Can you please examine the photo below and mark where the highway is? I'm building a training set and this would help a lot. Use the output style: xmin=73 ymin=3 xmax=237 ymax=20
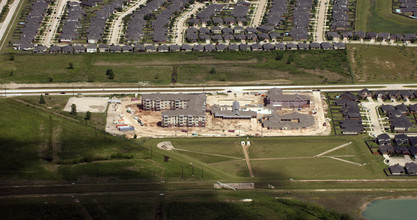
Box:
xmin=1 ymin=83 xmax=416 ymax=97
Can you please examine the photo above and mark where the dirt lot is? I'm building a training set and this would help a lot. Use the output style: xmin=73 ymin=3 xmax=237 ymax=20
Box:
xmin=105 ymin=92 xmax=331 ymax=138
xmin=63 ymin=97 xmax=109 ymax=113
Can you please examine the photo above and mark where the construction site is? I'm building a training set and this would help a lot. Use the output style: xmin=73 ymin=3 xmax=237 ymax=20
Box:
xmin=105 ymin=89 xmax=331 ymax=138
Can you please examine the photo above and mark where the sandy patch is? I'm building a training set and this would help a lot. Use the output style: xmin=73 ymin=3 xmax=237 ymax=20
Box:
xmin=63 ymin=97 xmax=109 ymax=113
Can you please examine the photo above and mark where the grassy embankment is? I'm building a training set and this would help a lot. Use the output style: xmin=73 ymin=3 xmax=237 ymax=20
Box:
xmin=0 ymin=50 xmax=351 ymax=85
xmin=355 ymin=0 xmax=417 ymax=33
xmin=348 ymin=44 xmax=417 ymax=83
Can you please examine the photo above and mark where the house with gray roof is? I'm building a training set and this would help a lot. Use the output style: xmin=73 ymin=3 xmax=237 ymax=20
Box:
xmin=86 ymin=44 xmax=97 ymax=53
xmin=263 ymin=112 xmax=314 ymax=130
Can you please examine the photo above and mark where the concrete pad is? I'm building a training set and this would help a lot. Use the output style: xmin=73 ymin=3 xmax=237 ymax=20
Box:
xmin=63 ymin=97 xmax=109 ymax=113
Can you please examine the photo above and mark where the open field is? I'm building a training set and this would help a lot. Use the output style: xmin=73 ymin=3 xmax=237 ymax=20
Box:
xmin=355 ymin=0 xmax=417 ymax=33
xmin=0 ymin=98 xmax=223 ymax=182
xmin=0 ymin=51 xmax=351 ymax=84
xmin=0 ymin=190 xmax=354 ymax=220
xmin=144 ymin=134 xmax=388 ymax=181
xmin=348 ymin=45 xmax=417 ymax=83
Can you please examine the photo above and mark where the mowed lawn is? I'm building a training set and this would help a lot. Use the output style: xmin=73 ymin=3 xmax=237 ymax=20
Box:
xmin=247 ymin=137 xmax=351 ymax=158
xmin=348 ymin=45 xmax=417 ymax=83
xmin=157 ymin=136 xmax=386 ymax=180
xmin=355 ymin=0 xmax=417 ymax=33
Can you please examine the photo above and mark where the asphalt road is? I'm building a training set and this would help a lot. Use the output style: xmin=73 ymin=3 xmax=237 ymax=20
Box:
xmin=1 ymin=83 xmax=417 ymax=97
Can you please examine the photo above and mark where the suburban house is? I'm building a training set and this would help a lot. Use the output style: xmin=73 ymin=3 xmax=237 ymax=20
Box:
xmin=376 ymin=133 xmax=391 ymax=145
xmin=389 ymin=164 xmax=405 ymax=175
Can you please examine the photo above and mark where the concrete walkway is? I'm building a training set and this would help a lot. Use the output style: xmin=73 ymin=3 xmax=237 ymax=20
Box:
xmin=315 ymin=142 xmax=352 ymax=157
xmin=326 ymin=156 xmax=364 ymax=166
xmin=174 ymin=148 xmax=243 ymax=160
xmin=241 ymin=143 xmax=254 ymax=177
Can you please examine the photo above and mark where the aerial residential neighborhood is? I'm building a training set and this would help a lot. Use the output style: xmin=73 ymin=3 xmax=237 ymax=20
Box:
xmin=1 ymin=0 xmax=417 ymax=219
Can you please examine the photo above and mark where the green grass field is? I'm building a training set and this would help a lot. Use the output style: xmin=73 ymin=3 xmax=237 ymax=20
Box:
xmin=0 ymin=98 xmax=223 ymax=182
xmin=146 ymin=135 xmax=387 ymax=181
xmin=0 ymin=50 xmax=351 ymax=85
xmin=355 ymin=0 xmax=417 ymax=33
xmin=348 ymin=45 xmax=417 ymax=83
xmin=0 ymin=192 xmax=353 ymax=220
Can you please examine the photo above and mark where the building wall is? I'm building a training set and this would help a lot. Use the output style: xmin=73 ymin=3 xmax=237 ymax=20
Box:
xmin=162 ymin=115 xmax=205 ymax=127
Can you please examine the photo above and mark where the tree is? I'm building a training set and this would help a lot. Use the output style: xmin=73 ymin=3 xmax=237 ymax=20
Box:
xmin=106 ymin=69 xmax=114 ymax=80
xmin=39 ymin=94 xmax=46 ymax=104
xmin=275 ymin=51 xmax=283 ymax=61
xmin=67 ymin=62 xmax=74 ymax=69
xmin=134 ymin=134 xmax=137 ymax=139
xmin=48 ymin=77 xmax=53 ymax=82
xmin=209 ymin=67 xmax=216 ymax=74
xmin=85 ymin=111 xmax=91 ymax=120
xmin=71 ymin=104 xmax=77 ymax=115
xmin=9 ymin=54 xmax=14 ymax=61
xmin=287 ymin=54 xmax=294 ymax=64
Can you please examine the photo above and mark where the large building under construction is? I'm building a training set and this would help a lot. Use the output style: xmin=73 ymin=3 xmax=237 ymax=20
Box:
xmin=141 ymin=93 xmax=207 ymax=127
xmin=266 ymin=88 xmax=310 ymax=109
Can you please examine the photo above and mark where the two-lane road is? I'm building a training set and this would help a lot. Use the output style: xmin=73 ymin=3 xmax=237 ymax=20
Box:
xmin=1 ymin=83 xmax=417 ymax=97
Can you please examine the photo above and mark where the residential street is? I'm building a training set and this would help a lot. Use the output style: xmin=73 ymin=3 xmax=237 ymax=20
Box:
xmin=174 ymin=2 xmax=204 ymax=45
xmin=2 ymin=83 xmax=417 ymax=97
xmin=252 ymin=0 xmax=267 ymax=27
xmin=0 ymin=0 xmax=22 ymax=49
xmin=41 ymin=0 xmax=69 ymax=47
xmin=314 ymin=0 xmax=330 ymax=42
xmin=108 ymin=0 xmax=146 ymax=45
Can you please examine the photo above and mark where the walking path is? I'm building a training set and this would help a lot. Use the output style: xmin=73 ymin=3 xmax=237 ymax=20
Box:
xmin=174 ymin=148 xmax=243 ymax=160
xmin=241 ymin=143 xmax=254 ymax=177
xmin=327 ymin=156 xmax=364 ymax=166
xmin=41 ymin=0 xmax=70 ymax=47
xmin=315 ymin=142 xmax=352 ymax=157
xmin=108 ymin=0 xmax=146 ymax=45
xmin=174 ymin=2 xmax=203 ymax=45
